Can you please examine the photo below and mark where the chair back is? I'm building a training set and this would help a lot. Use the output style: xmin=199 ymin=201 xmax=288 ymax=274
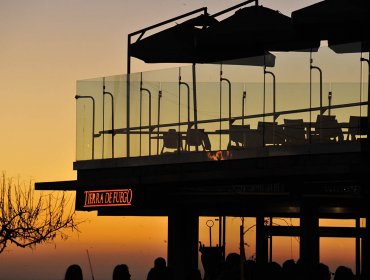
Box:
xmin=186 ymin=129 xmax=211 ymax=151
xmin=315 ymin=115 xmax=343 ymax=141
xmin=257 ymin=122 xmax=284 ymax=145
xmin=186 ymin=129 xmax=204 ymax=146
xmin=284 ymin=119 xmax=305 ymax=144
xmin=229 ymin=125 xmax=250 ymax=146
xmin=348 ymin=116 xmax=368 ymax=139
xmin=163 ymin=129 xmax=180 ymax=149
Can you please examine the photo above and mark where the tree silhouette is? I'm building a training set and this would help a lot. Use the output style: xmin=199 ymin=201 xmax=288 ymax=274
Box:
xmin=0 ymin=173 xmax=80 ymax=253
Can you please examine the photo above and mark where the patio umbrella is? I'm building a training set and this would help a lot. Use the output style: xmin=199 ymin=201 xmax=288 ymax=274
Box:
xmin=129 ymin=4 xmax=319 ymax=134
xmin=293 ymin=0 xmax=370 ymax=141
xmin=129 ymin=13 xmax=221 ymax=130
xmin=292 ymin=0 xmax=370 ymax=53
xmin=129 ymin=8 xmax=278 ymax=131
xmin=129 ymin=14 xmax=218 ymax=63
xmin=199 ymin=5 xmax=320 ymax=63
xmin=130 ymin=7 xmax=283 ymax=65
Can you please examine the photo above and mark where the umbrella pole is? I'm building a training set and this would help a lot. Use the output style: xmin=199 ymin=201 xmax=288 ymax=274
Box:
xmin=140 ymin=73 xmax=143 ymax=156
xmin=157 ymin=89 xmax=162 ymax=155
xmin=242 ymin=89 xmax=246 ymax=126
xmin=263 ymin=66 xmax=266 ymax=147
xmin=309 ymin=52 xmax=312 ymax=144
xmin=192 ymin=63 xmax=199 ymax=152
xmin=192 ymin=63 xmax=198 ymax=129
xmin=219 ymin=66 xmax=222 ymax=150
xmin=102 ymin=77 xmax=105 ymax=159
xmin=127 ymin=35 xmax=131 ymax=158
xmin=178 ymin=68 xmax=182 ymax=152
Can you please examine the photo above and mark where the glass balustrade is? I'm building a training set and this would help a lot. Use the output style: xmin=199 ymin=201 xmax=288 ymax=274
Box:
xmin=76 ymin=44 xmax=369 ymax=163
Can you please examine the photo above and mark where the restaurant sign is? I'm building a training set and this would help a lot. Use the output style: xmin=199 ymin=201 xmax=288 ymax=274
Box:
xmin=83 ymin=189 xmax=133 ymax=208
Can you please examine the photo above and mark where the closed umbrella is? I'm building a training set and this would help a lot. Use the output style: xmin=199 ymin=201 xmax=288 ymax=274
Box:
xmin=129 ymin=4 xmax=279 ymax=132
xmin=293 ymin=0 xmax=370 ymax=144
xmin=129 ymin=13 xmax=219 ymax=131
xmin=292 ymin=0 xmax=370 ymax=53
xmin=130 ymin=14 xmax=218 ymax=63
xmin=128 ymin=2 xmax=320 ymax=145
xmin=200 ymin=5 xmax=319 ymax=64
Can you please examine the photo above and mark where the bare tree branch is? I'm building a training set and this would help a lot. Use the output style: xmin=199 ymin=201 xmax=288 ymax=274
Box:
xmin=0 ymin=173 xmax=81 ymax=253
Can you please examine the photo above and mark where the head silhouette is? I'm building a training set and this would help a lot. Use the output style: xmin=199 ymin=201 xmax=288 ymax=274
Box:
xmin=334 ymin=266 xmax=354 ymax=280
xmin=65 ymin=264 xmax=83 ymax=280
xmin=154 ymin=257 xmax=166 ymax=268
xmin=113 ymin=264 xmax=131 ymax=280
xmin=317 ymin=263 xmax=331 ymax=280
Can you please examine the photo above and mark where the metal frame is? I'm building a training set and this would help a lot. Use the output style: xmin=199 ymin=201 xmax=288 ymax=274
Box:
xmin=264 ymin=67 xmax=276 ymax=145
xmin=140 ymin=73 xmax=152 ymax=156
xmin=110 ymin=101 xmax=367 ymax=134
xmin=103 ymin=78 xmax=115 ymax=159
xmin=127 ymin=7 xmax=209 ymax=157
xmin=75 ymin=95 xmax=96 ymax=160
xmin=126 ymin=0 xmax=261 ymax=157
xmin=360 ymin=56 xmax=370 ymax=140
xmin=220 ymin=66 xmax=232 ymax=148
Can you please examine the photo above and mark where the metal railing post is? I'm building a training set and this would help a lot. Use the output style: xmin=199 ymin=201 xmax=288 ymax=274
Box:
xmin=75 ymin=95 xmax=96 ymax=160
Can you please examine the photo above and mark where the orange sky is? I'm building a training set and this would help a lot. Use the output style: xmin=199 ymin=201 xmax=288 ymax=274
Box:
xmin=1 ymin=0 xmax=360 ymax=279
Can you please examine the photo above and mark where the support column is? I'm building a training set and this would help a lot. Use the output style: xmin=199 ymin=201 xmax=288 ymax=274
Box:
xmin=300 ymin=202 xmax=319 ymax=280
xmin=168 ymin=210 xmax=199 ymax=280
xmin=356 ymin=218 xmax=361 ymax=277
xmin=362 ymin=213 xmax=370 ymax=279
xmin=256 ymin=215 xmax=268 ymax=265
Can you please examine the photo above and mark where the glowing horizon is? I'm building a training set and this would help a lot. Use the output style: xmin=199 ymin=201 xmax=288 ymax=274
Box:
xmin=0 ymin=0 xmax=362 ymax=279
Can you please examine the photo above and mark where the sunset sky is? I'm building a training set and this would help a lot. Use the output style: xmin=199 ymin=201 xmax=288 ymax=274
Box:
xmin=0 ymin=0 xmax=359 ymax=279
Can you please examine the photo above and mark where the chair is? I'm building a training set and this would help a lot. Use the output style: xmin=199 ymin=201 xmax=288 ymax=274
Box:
xmin=257 ymin=122 xmax=284 ymax=145
xmin=347 ymin=116 xmax=368 ymax=141
xmin=161 ymin=129 xmax=182 ymax=154
xmin=245 ymin=129 xmax=263 ymax=148
xmin=283 ymin=119 xmax=306 ymax=145
xmin=185 ymin=128 xmax=211 ymax=151
xmin=313 ymin=115 xmax=343 ymax=142
xmin=229 ymin=125 xmax=250 ymax=147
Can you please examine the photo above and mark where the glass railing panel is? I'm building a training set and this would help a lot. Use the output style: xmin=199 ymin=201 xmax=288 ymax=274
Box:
xmin=75 ymin=43 xmax=368 ymax=162
xmin=103 ymin=74 xmax=127 ymax=159
xmin=76 ymin=77 xmax=103 ymax=161
xmin=133 ymin=67 xmax=181 ymax=157
xmin=129 ymin=72 xmax=141 ymax=158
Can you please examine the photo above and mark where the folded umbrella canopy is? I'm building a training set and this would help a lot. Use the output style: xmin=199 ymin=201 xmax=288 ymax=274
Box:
xmin=129 ymin=14 xmax=219 ymax=64
xmin=199 ymin=5 xmax=319 ymax=63
xmin=129 ymin=6 xmax=279 ymax=66
xmin=130 ymin=5 xmax=321 ymax=66
xmin=128 ymin=2 xmax=321 ymax=149
xmin=292 ymin=0 xmax=370 ymax=53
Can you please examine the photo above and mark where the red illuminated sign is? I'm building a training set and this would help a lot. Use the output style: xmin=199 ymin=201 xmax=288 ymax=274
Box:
xmin=83 ymin=189 xmax=133 ymax=208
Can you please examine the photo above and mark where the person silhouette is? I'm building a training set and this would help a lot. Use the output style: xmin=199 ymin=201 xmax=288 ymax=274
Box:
xmin=185 ymin=268 xmax=202 ymax=280
xmin=217 ymin=253 xmax=241 ymax=280
xmin=65 ymin=264 xmax=83 ymax=280
xmin=334 ymin=266 xmax=354 ymax=280
xmin=282 ymin=259 xmax=297 ymax=280
xmin=113 ymin=264 xmax=131 ymax=280
xmin=147 ymin=257 xmax=171 ymax=280
xmin=317 ymin=263 xmax=331 ymax=280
